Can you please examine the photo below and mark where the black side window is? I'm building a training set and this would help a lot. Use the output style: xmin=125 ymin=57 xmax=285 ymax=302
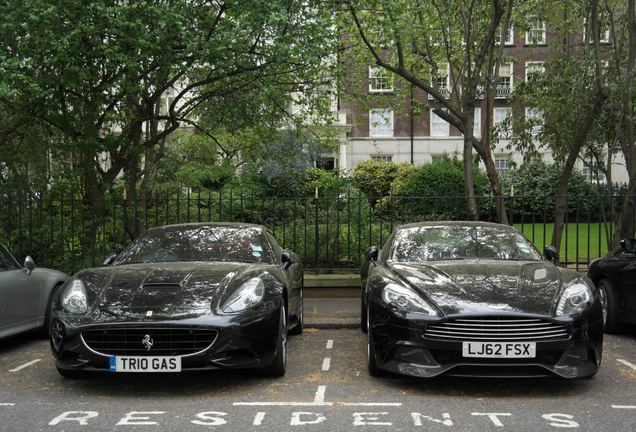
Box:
xmin=0 ymin=249 xmax=18 ymax=271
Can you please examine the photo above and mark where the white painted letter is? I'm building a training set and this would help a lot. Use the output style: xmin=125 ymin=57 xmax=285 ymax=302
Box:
xmin=471 ymin=413 xmax=511 ymax=427
xmin=191 ymin=412 xmax=228 ymax=426
xmin=353 ymin=412 xmax=391 ymax=426
xmin=49 ymin=411 xmax=99 ymax=425
xmin=291 ymin=412 xmax=326 ymax=425
xmin=116 ymin=411 xmax=165 ymax=425
xmin=542 ymin=413 xmax=580 ymax=428
xmin=411 ymin=412 xmax=453 ymax=426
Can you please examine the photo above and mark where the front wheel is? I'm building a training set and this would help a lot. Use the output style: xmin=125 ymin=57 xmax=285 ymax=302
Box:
xmin=40 ymin=283 xmax=62 ymax=338
xmin=289 ymin=288 xmax=304 ymax=335
xmin=361 ymin=287 xmax=368 ymax=333
xmin=366 ymin=304 xmax=384 ymax=377
xmin=262 ymin=305 xmax=287 ymax=377
xmin=598 ymin=279 xmax=623 ymax=334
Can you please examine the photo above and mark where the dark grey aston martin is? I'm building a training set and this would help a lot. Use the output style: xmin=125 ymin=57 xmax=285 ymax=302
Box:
xmin=361 ymin=221 xmax=603 ymax=379
xmin=50 ymin=222 xmax=303 ymax=378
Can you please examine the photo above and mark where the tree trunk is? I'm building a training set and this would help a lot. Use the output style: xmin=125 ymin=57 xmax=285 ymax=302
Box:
xmin=611 ymin=0 xmax=636 ymax=247
xmin=463 ymin=137 xmax=479 ymax=220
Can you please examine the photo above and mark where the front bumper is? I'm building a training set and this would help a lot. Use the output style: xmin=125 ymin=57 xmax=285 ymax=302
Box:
xmin=368 ymin=303 xmax=604 ymax=379
xmin=50 ymin=306 xmax=282 ymax=373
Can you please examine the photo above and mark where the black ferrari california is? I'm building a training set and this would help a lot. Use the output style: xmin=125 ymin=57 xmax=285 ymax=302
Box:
xmin=587 ymin=238 xmax=636 ymax=334
xmin=361 ymin=221 xmax=603 ymax=379
xmin=50 ymin=222 xmax=303 ymax=378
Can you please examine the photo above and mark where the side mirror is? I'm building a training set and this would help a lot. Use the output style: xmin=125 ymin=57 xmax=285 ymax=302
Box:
xmin=23 ymin=256 xmax=35 ymax=275
xmin=281 ymin=251 xmax=294 ymax=270
xmin=544 ymin=245 xmax=558 ymax=263
xmin=103 ymin=253 xmax=117 ymax=266
xmin=620 ymin=238 xmax=636 ymax=254
xmin=365 ymin=246 xmax=379 ymax=267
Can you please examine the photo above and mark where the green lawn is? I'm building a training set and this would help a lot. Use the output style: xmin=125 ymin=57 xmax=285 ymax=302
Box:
xmin=515 ymin=223 xmax=614 ymax=265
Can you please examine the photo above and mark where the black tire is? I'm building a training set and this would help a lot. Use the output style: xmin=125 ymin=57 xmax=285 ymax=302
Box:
xmin=367 ymin=304 xmax=384 ymax=377
xmin=361 ymin=286 xmax=368 ymax=333
xmin=598 ymin=279 xmax=624 ymax=334
xmin=289 ymin=287 xmax=304 ymax=335
xmin=262 ymin=305 xmax=287 ymax=377
xmin=40 ymin=283 xmax=62 ymax=338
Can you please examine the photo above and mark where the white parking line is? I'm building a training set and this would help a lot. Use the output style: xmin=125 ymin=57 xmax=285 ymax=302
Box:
xmin=0 ymin=403 xmax=16 ymax=406
xmin=326 ymin=340 xmax=333 ymax=349
xmin=9 ymin=359 xmax=41 ymax=372
xmin=314 ymin=386 xmax=326 ymax=403
xmin=613 ymin=406 xmax=636 ymax=409
xmin=322 ymin=358 xmax=331 ymax=371
xmin=233 ymin=386 xmax=402 ymax=407
xmin=253 ymin=412 xmax=266 ymax=425
xmin=617 ymin=359 xmax=636 ymax=371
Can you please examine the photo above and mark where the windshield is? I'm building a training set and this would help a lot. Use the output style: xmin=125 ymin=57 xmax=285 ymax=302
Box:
xmin=389 ymin=225 xmax=541 ymax=262
xmin=114 ymin=226 xmax=275 ymax=265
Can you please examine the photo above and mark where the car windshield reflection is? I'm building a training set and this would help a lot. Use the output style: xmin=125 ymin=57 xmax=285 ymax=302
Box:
xmin=114 ymin=226 xmax=275 ymax=265
xmin=390 ymin=225 xmax=541 ymax=262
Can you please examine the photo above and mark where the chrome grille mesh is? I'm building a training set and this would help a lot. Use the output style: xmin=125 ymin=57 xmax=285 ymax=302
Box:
xmin=82 ymin=328 xmax=217 ymax=356
xmin=425 ymin=318 xmax=568 ymax=341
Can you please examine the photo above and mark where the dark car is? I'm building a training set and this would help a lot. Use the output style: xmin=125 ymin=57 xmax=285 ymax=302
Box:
xmin=0 ymin=242 xmax=68 ymax=340
xmin=587 ymin=238 xmax=636 ymax=334
xmin=50 ymin=222 xmax=303 ymax=378
xmin=361 ymin=221 xmax=603 ymax=379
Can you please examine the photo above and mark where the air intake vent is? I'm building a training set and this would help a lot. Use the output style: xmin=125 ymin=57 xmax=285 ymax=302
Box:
xmin=82 ymin=327 xmax=217 ymax=356
xmin=425 ymin=317 xmax=568 ymax=341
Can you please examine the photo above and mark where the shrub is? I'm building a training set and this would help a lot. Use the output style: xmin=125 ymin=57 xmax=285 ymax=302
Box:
xmin=376 ymin=155 xmax=488 ymax=220
xmin=352 ymin=160 xmax=417 ymax=201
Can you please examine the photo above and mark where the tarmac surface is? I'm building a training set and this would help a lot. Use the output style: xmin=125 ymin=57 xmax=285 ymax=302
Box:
xmin=304 ymin=297 xmax=360 ymax=329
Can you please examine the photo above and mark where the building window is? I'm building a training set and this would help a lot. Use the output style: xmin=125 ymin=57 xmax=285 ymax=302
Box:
xmin=429 ymin=63 xmax=450 ymax=99
xmin=431 ymin=111 xmax=449 ymax=136
xmin=316 ymin=158 xmax=335 ymax=170
xmin=496 ymin=27 xmax=514 ymax=45
xmin=525 ymin=107 xmax=543 ymax=135
xmin=495 ymin=155 xmax=510 ymax=176
xmin=494 ymin=108 xmax=512 ymax=136
xmin=369 ymin=67 xmax=393 ymax=93
xmin=369 ymin=109 xmax=393 ymax=137
xmin=583 ymin=18 xmax=610 ymax=43
xmin=582 ymin=161 xmax=606 ymax=183
xmin=431 ymin=155 xmax=446 ymax=162
xmin=371 ymin=155 xmax=392 ymax=163
xmin=474 ymin=108 xmax=481 ymax=137
xmin=497 ymin=63 xmax=513 ymax=99
xmin=525 ymin=62 xmax=545 ymax=81
xmin=526 ymin=19 xmax=546 ymax=45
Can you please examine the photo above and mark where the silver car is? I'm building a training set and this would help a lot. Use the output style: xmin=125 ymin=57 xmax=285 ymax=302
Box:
xmin=0 ymin=242 xmax=68 ymax=340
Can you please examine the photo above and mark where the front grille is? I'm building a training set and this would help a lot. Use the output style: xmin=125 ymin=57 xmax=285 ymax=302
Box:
xmin=425 ymin=317 xmax=568 ymax=341
xmin=81 ymin=328 xmax=218 ymax=356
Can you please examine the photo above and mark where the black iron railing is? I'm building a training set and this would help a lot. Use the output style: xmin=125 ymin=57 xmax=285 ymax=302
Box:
xmin=1 ymin=186 xmax=633 ymax=274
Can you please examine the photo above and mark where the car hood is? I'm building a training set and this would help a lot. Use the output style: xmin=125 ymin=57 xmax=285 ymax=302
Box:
xmin=390 ymin=260 xmax=564 ymax=316
xmin=74 ymin=261 xmax=280 ymax=320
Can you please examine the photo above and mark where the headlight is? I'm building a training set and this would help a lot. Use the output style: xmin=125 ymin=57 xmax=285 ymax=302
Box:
xmin=222 ymin=278 xmax=265 ymax=313
xmin=61 ymin=279 xmax=88 ymax=314
xmin=382 ymin=283 xmax=440 ymax=317
xmin=556 ymin=282 xmax=593 ymax=316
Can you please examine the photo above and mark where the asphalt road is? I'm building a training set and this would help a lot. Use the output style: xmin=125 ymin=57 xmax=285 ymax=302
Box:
xmin=1 ymin=329 xmax=636 ymax=431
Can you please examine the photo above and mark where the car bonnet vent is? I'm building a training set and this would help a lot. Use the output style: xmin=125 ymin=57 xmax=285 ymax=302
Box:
xmin=142 ymin=283 xmax=182 ymax=290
